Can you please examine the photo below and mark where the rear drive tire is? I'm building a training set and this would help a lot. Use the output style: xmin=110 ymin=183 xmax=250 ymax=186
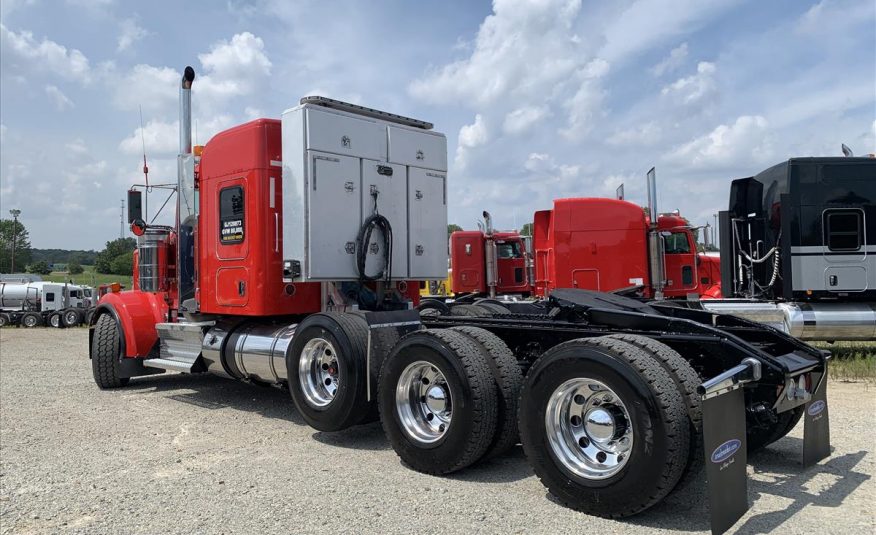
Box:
xmin=0 ymin=313 xmax=11 ymax=327
xmin=63 ymin=309 xmax=81 ymax=327
xmin=21 ymin=312 xmax=42 ymax=328
xmin=450 ymin=326 xmax=523 ymax=459
xmin=91 ymin=313 xmax=130 ymax=389
xmin=519 ymin=337 xmax=690 ymax=518
xmin=84 ymin=309 xmax=95 ymax=325
xmin=603 ymin=333 xmax=703 ymax=487
xmin=287 ymin=312 xmax=371 ymax=432
xmin=450 ymin=304 xmax=490 ymax=317
xmin=417 ymin=298 xmax=451 ymax=317
xmin=379 ymin=329 xmax=498 ymax=475
xmin=49 ymin=313 xmax=64 ymax=328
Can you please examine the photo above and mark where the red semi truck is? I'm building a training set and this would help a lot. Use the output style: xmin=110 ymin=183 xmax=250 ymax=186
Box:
xmin=450 ymin=195 xmax=721 ymax=300
xmin=90 ymin=66 xmax=832 ymax=535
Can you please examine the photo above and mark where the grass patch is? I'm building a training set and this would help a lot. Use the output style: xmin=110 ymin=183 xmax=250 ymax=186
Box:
xmin=43 ymin=265 xmax=132 ymax=288
xmin=811 ymin=341 xmax=876 ymax=382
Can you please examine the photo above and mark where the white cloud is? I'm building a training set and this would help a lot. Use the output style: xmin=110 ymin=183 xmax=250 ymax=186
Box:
xmin=117 ymin=18 xmax=148 ymax=51
xmin=244 ymin=106 xmax=263 ymax=120
xmin=119 ymin=115 xmax=236 ymax=157
xmin=119 ymin=120 xmax=179 ymax=156
xmin=409 ymin=0 xmax=585 ymax=106
xmin=661 ymin=61 xmax=717 ymax=106
xmin=0 ymin=23 xmax=91 ymax=82
xmin=600 ymin=0 xmax=741 ymax=62
xmin=666 ymin=115 xmax=773 ymax=170
xmin=112 ymin=64 xmax=178 ymax=112
xmin=606 ymin=121 xmax=662 ymax=146
xmin=503 ymin=106 xmax=550 ymax=135
xmin=66 ymin=139 xmax=88 ymax=154
xmin=198 ymin=32 xmax=272 ymax=101
xmin=651 ymin=42 xmax=688 ymax=76
xmin=455 ymin=114 xmax=489 ymax=168
xmin=45 ymin=84 xmax=74 ymax=110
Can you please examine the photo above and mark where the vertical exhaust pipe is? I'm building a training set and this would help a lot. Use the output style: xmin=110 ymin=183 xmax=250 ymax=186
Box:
xmin=483 ymin=211 xmax=498 ymax=299
xmin=179 ymin=66 xmax=195 ymax=155
xmin=646 ymin=167 xmax=666 ymax=300
xmin=176 ymin=66 xmax=197 ymax=311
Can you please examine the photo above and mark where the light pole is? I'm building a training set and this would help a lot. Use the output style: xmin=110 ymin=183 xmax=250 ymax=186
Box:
xmin=8 ymin=209 xmax=21 ymax=273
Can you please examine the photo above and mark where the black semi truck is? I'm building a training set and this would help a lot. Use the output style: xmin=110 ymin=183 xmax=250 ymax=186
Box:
xmin=705 ymin=156 xmax=876 ymax=340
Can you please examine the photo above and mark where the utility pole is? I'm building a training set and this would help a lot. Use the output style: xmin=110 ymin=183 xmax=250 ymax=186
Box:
xmin=9 ymin=209 xmax=21 ymax=273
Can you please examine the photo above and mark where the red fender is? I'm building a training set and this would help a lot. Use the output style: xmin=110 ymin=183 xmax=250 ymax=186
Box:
xmin=96 ymin=291 xmax=169 ymax=357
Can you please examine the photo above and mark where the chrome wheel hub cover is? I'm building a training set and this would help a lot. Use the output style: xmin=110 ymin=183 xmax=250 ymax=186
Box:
xmin=396 ymin=361 xmax=452 ymax=444
xmin=545 ymin=378 xmax=633 ymax=480
xmin=298 ymin=337 xmax=339 ymax=408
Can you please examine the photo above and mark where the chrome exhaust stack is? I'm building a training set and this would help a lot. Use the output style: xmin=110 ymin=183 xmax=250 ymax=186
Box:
xmin=177 ymin=66 xmax=197 ymax=310
xmin=646 ymin=167 xmax=666 ymax=300
xmin=179 ymin=66 xmax=195 ymax=155
xmin=483 ymin=210 xmax=498 ymax=299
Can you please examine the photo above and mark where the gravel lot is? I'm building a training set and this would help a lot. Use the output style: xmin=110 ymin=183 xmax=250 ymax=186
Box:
xmin=1 ymin=328 xmax=874 ymax=534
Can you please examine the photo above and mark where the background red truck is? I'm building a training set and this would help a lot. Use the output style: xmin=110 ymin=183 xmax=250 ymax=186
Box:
xmin=449 ymin=197 xmax=721 ymax=300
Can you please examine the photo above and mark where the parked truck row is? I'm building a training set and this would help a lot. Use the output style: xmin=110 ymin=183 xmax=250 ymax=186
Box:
xmin=424 ymin=158 xmax=875 ymax=341
xmin=0 ymin=281 xmax=125 ymax=328
xmin=87 ymin=66 xmax=832 ymax=535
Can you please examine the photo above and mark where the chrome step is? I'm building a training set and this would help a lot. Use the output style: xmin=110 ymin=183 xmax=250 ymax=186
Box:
xmin=154 ymin=321 xmax=214 ymax=372
xmin=143 ymin=358 xmax=198 ymax=373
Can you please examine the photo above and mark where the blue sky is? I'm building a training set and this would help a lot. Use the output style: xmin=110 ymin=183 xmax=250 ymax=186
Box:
xmin=1 ymin=0 xmax=874 ymax=250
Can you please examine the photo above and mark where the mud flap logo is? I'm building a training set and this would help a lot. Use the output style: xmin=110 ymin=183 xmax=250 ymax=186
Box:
xmin=711 ymin=439 xmax=742 ymax=464
xmin=808 ymin=400 xmax=826 ymax=417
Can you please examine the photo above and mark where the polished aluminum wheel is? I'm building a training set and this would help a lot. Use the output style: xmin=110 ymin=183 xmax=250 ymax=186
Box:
xmin=298 ymin=337 xmax=339 ymax=408
xmin=545 ymin=378 xmax=633 ymax=480
xmin=396 ymin=361 xmax=452 ymax=444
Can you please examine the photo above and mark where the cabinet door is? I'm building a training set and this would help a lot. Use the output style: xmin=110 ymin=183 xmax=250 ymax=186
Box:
xmin=388 ymin=126 xmax=447 ymax=171
xmin=361 ymin=160 xmax=408 ymax=279
xmin=306 ymin=108 xmax=386 ymax=161
xmin=408 ymin=167 xmax=447 ymax=279
xmin=307 ymin=152 xmax=361 ymax=279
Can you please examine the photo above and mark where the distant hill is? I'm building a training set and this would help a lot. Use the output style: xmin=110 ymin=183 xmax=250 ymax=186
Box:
xmin=30 ymin=248 xmax=99 ymax=266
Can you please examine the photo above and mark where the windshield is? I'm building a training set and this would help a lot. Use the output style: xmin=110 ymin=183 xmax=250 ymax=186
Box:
xmin=497 ymin=241 xmax=522 ymax=259
xmin=664 ymin=232 xmax=691 ymax=254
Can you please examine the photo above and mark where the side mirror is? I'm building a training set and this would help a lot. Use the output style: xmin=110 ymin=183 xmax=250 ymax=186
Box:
xmin=127 ymin=189 xmax=143 ymax=223
xmin=131 ymin=219 xmax=147 ymax=236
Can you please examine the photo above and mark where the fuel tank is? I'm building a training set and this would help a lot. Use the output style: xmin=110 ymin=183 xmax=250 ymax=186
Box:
xmin=701 ymin=300 xmax=876 ymax=341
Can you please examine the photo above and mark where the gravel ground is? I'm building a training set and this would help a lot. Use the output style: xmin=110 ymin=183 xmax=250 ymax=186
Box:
xmin=1 ymin=328 xmax=874 ymax=535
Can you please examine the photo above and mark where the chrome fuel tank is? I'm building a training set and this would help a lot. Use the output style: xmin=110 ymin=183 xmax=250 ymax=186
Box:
xmin=702 ymin=300 xmax=876 ymax=341
xmin=202 ymin=321 xmax=297 ymax=383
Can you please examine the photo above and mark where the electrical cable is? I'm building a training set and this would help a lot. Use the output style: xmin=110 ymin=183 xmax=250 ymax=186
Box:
xmin=356 ymin=188 xmax=393 ymax=284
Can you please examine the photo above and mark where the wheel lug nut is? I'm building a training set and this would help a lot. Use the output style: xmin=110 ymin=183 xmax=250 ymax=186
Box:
xmin=603 ymin=394 xmax=613 ymax=403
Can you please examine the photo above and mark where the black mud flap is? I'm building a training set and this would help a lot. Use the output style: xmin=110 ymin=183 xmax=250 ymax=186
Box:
xmin=702 ymin=387 xmax=749 ymax=535
xmin=363 ymin=309 xmax=422 ymax=400
xmin=803 ymin=374 xmax=830 ymax=466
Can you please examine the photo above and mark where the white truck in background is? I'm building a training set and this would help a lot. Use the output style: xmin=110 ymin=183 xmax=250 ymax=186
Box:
xmin=0 ymin=281 xmax=95 ymax=328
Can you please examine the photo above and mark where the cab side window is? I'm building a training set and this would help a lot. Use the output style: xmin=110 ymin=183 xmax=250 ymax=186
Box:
xmin=824 ymin=209 xmax=862 ymax=251
xmin=219 ymin=186 xmax=245 ymax=245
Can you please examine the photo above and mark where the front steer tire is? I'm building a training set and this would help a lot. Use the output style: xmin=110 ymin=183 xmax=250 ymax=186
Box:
xmin=379 ymin=329 xmax=498 ymax=475
xmin=519 ymin=336 xmax=690 ymax=518
xmin=91 ymin=313 xmax=130 ymax=389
